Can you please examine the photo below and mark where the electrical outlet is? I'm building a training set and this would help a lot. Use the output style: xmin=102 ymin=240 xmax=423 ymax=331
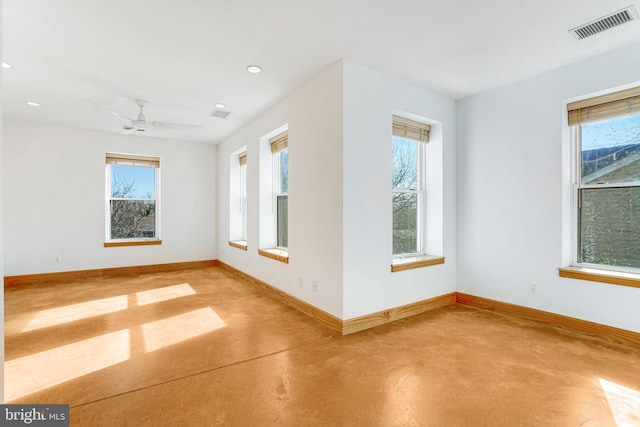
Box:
xmin=528 ymin=281 xmax=538 ymax=294
xmin=54 ymin=254 xmax=62 ymax=263
xmin=298 ymin=276 xmax=303 ymax=287
xmin=312 ymin=281 xmax=318 ymax=292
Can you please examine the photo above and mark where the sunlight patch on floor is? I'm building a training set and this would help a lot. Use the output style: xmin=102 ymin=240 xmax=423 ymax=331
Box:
xmin=9 ymin=283 xmax=197 ymax=334
xmin=599 ymin=378 xmax=640 ymax=427
xmin=135 ymin=283 xmax=195 ymax=306
xmin=381 ymin=368 xmax=421 ymax=426
xmin=5 ymin=329 xmax=131 ymax=402
xmin=12 ymin=295 xmax=129 ymax=333
xmin=141 ymin=307 xmax=226 ymax=353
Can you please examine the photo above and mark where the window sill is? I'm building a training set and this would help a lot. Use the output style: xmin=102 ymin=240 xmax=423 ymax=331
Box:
xmin=558 ymin=266 xmax=640 ymax=289
xmin=104 ymin=240 xmax=162 ymax=248
xmin=391 ymin=255 xmax=445 ymax=272
xmin=258 ymin=248 xmax=289 ymax=264
xmin=228 ymin=240 xmax=248 ymax=251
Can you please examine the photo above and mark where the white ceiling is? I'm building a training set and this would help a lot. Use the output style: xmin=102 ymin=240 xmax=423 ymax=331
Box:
xmin=4 ymin=0 xmax=640 ymax=143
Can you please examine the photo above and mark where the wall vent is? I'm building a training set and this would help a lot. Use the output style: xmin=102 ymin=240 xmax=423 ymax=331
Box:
xmin=569 ymin=5 xmax=638 ymax=40
xmin=209 ymin=109 xmax=230 ymax=119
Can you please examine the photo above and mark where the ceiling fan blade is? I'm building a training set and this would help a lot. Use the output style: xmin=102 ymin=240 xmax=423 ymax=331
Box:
xmin=151 ymin=121 xmax=202 ymax=130
xmin=114 ymin=100 xmax=202 ymax=135
xmin=111 ymin=110 xmax=135 ymax=121
xmin=120 ymin=126 xmax=137 ymax=134
xmin=121 ymin=121 xmax=149 ymax=132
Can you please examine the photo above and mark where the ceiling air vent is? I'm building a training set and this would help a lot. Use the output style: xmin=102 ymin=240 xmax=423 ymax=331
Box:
xmin=569 ymin=5 xmax=638 ymax=40
xmin=209 ymin=109 xmax=230 ymax=119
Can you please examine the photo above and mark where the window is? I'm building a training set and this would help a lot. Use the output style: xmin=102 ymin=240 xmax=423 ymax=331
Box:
xmin=271 ymin=131 xmax=288 ymax=249
xmin=258 ymin=129 xmax=289 ymax=263
xmin=105 ymin=153 xmax=160 ymax=246
xmin=240 ymin=152 xmax=248 ymax=242
xmin=392 ymin=116 xmax=429 ymax=256
xmin=229 ymin=149 xmax=248 ymax=250
xmin=568 ymin=86 xmax=640 ymax=272
xmin=390 ymin=114 xmax=445 ymax=272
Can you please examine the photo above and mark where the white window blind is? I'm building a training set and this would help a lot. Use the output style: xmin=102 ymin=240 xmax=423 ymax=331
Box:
xmin=106 ymin=153 xmax=160 ymax=168
xmin=269 ymin=131 xmax=288 ymax=154
xmin=392 ymin=115 xmax=431 ymax=143
xmin=238 ymin=151 xmax=247 ymax=166
xmin=567 ymin=86 xmax=640 ymax=126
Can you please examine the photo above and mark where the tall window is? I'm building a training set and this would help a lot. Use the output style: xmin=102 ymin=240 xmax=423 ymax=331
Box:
xmin=229 ymin=149 xmax=248 ymax=250
xmin=271 ymin=131 xmax=288 ymax=249
xmin=239 ymin=151 xmax=248 ymax=242
xmin=568 ymin=86 xmax=640 ymax=271
xmin=392 ymin=116 xmax=430 ymax=256
xmin=105 ymin=153 xmax=160 ymax=244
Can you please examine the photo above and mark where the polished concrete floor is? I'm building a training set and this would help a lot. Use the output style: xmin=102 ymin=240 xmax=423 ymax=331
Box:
xmin=5 ymin=266 xmax=640 ymax=426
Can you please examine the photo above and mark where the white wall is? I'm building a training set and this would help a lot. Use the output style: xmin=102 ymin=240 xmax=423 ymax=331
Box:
xmin=342 ymin=61 xmax=457 ymax=319
xmin=218 ymin=60 xmax=458 ymax=321
xmin=1 ymin=0 xmax=5 ymax=402
xmin=457 ymin=42 xmax=640 ymax=332
xmin=217 ymin=61 xmax=344 ymax=318
xmin=4 ymin=121 xmax=217 ymax=275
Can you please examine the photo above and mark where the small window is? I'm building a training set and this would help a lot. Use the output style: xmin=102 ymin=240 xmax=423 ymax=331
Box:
xmin=392 ymin=116 xmax=429 ymax=257
xmin=568 ymin=86 xmax=640 ymax=271
xmin=271 ymin=132 xmax=288 ymax=250
xmin=105 ymin=153 xmax=160 ymax=246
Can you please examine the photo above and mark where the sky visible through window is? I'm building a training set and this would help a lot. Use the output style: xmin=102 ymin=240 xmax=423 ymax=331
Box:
xmin=582 ymin=114 xmax=640 ymax=150
xmin=392 ymin=136 xmax=418 ymax=190
xmin=111 ymin=165 xmax=155 ymax=198
xmin=279 ymin=150 xmax=288 ymax=194
xmin=392 ymin=136 xmax=419 ymax=255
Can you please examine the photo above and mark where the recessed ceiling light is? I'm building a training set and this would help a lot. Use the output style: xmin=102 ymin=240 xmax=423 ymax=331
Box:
xmin=2 ymin=62 xmax=12 ymax=69
xmin=246 ymin=65 xmax=262 ymax=74
xmin=26 ymin=101 xmax=41 ymax=107
xmin=214 ymin=103 xmax=225 ymax=109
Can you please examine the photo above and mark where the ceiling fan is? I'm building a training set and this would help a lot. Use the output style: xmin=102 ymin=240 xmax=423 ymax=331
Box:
xmin=114 ymin=99 xmax=202 ymax=133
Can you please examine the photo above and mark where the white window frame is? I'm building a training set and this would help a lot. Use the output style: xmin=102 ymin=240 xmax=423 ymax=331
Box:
xmin=105 ymin=153 xmax=161 ymax=244
xmin=273 ymin=148 xmax=288 ymax=250
xmin=390 ymin=113 xmax=444 ymax=272
xmin=229 ymin=149 xmax=248 ymax=247
xmin=570 ymin=117 xmax=640 ymax=274
xmin=392 ymin=136 xmax=426 ymax=258
xmin=569 ymin=124 xmax=581 ymax=267
xmin=240 ymin=159 xmax=247 ymax=242
xmin=258 ymin=127 xmax=289 ymax=263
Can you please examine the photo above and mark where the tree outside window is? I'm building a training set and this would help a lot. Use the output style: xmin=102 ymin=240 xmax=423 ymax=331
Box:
xmin=392 ymin=136 xmax=422 ymax=255
xmin=578 ymin=114 xmax=640 ymax=268
xmin=391 ymin=115 xmax=430 ymax=258
xmin=106 ymin=154 xmax=159 ymax=242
